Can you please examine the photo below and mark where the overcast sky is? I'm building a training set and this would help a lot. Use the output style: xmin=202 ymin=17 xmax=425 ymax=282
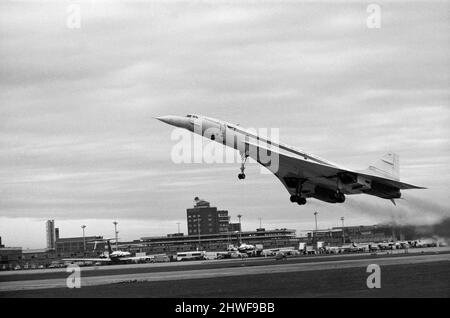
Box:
xmin=0 ymin=0 xmax=449 ymax=248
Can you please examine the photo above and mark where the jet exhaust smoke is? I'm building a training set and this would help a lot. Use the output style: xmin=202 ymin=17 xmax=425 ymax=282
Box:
xmin=345 ymin=193 xmax=449 ymax=229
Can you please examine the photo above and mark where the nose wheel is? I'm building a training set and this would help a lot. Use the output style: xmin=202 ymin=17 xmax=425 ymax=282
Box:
xmin=237 ymin=153 xmax=248 ymax=180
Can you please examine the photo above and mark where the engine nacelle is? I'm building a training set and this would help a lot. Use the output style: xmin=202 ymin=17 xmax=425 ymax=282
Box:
xmin=364 ymin=181 xmax=401 ymax=199
xmin=313 ymin=186 xmax=345 ymax=203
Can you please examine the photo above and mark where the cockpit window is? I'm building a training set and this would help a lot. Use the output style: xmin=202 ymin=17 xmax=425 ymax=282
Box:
xmin=186 ymin=114 xmax=198 ymax=119
xmin=186 ymin=114 xmax=192 ymax=118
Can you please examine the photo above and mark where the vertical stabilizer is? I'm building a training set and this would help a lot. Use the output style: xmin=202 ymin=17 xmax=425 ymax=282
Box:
xmin=367 ymin=153 xmax=400 ymax=180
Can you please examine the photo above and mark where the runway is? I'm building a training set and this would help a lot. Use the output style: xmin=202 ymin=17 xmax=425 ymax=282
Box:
xmin=1 ymin=248 xmax=449 ymax=297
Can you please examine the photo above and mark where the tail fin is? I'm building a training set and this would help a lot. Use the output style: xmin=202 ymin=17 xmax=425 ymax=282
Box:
xmin=367 ymin=152 xmax=400 ymax=180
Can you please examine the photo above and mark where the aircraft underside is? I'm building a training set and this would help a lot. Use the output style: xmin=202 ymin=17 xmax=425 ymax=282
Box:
xmin=236 ymin=147 xmax=403 ymax=206
xmin=282 ymin=175 xmax=402 ymax=205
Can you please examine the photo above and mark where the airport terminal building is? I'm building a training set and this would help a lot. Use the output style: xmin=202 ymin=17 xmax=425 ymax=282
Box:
xmin=115 ymin=197 xmax=299 ymax=255
xmin=120 ymin=228 xmax=300 ymax=255
xmin=0 ymin=202 xmax=421 ymax=270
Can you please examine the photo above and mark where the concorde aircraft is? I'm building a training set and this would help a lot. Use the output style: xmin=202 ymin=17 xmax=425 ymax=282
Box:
xmin=156 ymin=114 xmax=425 ymax=206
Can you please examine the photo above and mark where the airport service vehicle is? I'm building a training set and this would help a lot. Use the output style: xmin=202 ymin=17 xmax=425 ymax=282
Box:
xmin=157 ymin=115 xmax=425 ymax=205
xmin=176 ymin=251 xmax=206 ymax=261
xmin=340 ymin=243 xmax=362 ymax=253
xmin=149 ymin=254 xmax=170 ymax=263
xmin=204 ymin=252 xmax=216 ymax=260
xmin=204 ymin=251 xmax=228 ymax=260
xmin=355 ymin=243 xmax=371 ymax=252
xmin=280 ymin=249 xmax=300 ymax=256
xmin=413 ymin=239 xmax=436 ymax=248
xmin=216 ymin=251 xmax=231 ymax=259
xmin=305 ymin=246 xmax=316 ymax=255
xmin=393 ymin=241 xmax=410 ymax=249
xmin=325 ymin=246 xmax=341 ymax=254
xmin=230 ymin=251 xmax=249 ymax=258
xmin=275 ymin=252 xmax=288 ymax=260
xmin=367 ymin=243 xmax=380 ymax=252
xmin=263 ymin=247 xmax=299 ymax=257
xmin=250 ymin=244 xmax=264 ymax=257
xmin=238 ymin=243 xmax=256 ymax=254
xmin=49 ymin=261 xmax=65 ymax=268
xmin=378 ymin=242 xmax=395 ymax=250
xmin=298 ymin=242 xmax=307 ymax=253
xmin=261 ymin=249 xmax=277 ymax=257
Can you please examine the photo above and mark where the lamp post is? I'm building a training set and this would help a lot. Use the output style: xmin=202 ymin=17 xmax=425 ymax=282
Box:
xmin=313 ymin=212 xmax=318 ymax=245
xmin=341 ymin=217 xmax=345 ymax=244
xmin=237 ymin=214 xmax=242 ymax=244
xmin=113 ymin=221 xmax=118 ymax=250
xmin=259 ymin=217 xmax=262 ymax=229
xmin=81 ymin=225 xmax=86 ymax=253
xmin=197 ymin=216 xmax=201 ymax=251
xmin=177 ymin=222 xmax=181 ymax=234
xmin=314 ymin=212 xmax=318 ymax=231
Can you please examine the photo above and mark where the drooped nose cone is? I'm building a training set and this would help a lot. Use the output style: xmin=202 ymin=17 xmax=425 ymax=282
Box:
xmin=155 ymin=115 xmax=191 ymax=130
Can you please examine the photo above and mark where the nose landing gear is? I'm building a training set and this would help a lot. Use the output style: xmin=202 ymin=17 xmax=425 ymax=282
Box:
xmin=237 ymin=153 xmax=248 ymax=180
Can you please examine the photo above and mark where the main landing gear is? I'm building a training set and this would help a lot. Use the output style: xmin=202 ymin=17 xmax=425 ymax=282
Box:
xmin=290 ymin=179 xmax=307 ymax=205
xmin=334 ymin=191 xmax=346 ymax=203
xmin=238 ymin=153 xmax=248 ymax=180
xmin=334 ymin=177 xmax=346 ymax=203
xmin=290 ymin=195 xmax=306 ymax=205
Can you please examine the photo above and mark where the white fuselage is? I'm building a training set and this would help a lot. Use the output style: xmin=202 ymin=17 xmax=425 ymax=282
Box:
xmin=185 ymin=114 xmax=337 ymax=168
xmin=109 ymin=250 xmax=131 ymax=259
xmin=158 ymin=114 xmax=358 ymax=196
